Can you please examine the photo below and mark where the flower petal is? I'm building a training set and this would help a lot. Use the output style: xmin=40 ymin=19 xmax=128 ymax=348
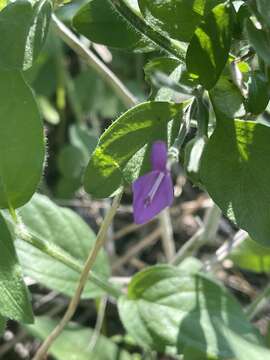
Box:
xmin=132 ymin=170 xmax=174 ymax=225
xmin=151 ymin=141 xmax=167 ymax=171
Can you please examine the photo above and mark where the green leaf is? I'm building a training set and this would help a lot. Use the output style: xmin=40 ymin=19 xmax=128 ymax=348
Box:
xmin=38 ymin=96 xmax=60 ymax=125
xmin=144 ymin=57 xmax=196 ymax=101
xmin=0 ymin=70 xmax=45 ymax=209
xmin=184 ymin=136 xmax=208 ymax=185
xmin=16 ymin=194 xmax=110 ymax=299
xmin=246 ymin=18 xmax=270 ymax=66
xmin=256 ymin=0 xmax=270 ymax=27
xmin=72 ymin=0 xmax=154 ymax=52
xmin=245 ymin=71 xmax=270 ymax=114
xmin=84 ymin=101 xmax=182 ymax=198
xmin=210 ymin=76 xmax=246 ymax=118
xmin=200 ymin=116 xmax=270 ymax=247
xmin=0 ymin=213 xmax=33 ymax=323
xmin=138 ymin=0 xmax=206 ymax=42
xmin=118 ymin=265 xmax=262 ymax=357
xmin=26 ymin=316 xmax=132 ymax=360
xmin=186 ymin=3 xmax=233 ymax=89
xmin=0 ymin=0 xmax=52 ymax=70
xmin=230 ymin=235 xmax=270 ymax=273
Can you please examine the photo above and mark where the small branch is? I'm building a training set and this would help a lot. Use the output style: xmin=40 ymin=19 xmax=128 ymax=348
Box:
xmin=52 ymin=14 xmax=137 ymax=108
xmin=204 ymin=229 xmax=247 ymax=271
xmin=158 ymin=209 xmax=175 ymax=261
xmin=33 ymin=192 xmax=122 ymax=360
xmin=88 ymin=296 xmax=108 ymax=351
xmin=171 ymin=203 xmax=222 ymax=265
xmin=246 ymin=282 xmax=270 ymax=320
xmin=112 ymin=228 xmax=161 ymax=271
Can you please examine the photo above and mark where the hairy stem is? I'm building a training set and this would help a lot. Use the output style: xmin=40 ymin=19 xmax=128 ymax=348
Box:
xmin=109 ymin=0 xmax=186 ymax=62
xmin=33 ymin=192 xmax=122 ymax=360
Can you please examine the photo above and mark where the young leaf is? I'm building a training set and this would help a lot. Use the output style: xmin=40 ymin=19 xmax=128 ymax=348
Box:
xmin=186 ymin=3 xmax=233 ymax=89
xmin=73 ymin=0 xmax=154 ymax=52
xmin=15 ymin=194 xmax=110 ymax=299
xmin=0 ymin=0 xmax=52 ymax=70
xmin=0 ymin=70 xmax=45 ymax=209
xmin=0 ymin=213 xmax=33 ymax=323
xmin=138 ymin=0 xmax=206 ymax=42
xmin=230 ymin=236 xmax=270 ymax=273
xmin=118 ymin=265 xmax=263 ymax=357
xmin=83 ymin=101 xmax=182 ymax=198
xmin=26 ymin=316 xmax=132 ymax=360
xmin=245 ymin=71 xmax=270 ymax=114
xmin=200 ymin=116 xmax=270 ymax=247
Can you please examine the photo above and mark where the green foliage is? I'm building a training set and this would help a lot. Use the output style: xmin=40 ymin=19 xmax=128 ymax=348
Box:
xmin=0 ymin=0 xmax=52 ymax=70
xmin=186 ymin=3 xmax=233 ymax=89
xmin=200 ymin=116 xmax=270 ymax=247
xmin=26 ymin=316 xmax=132 ymax=360
xmin=138 ymin=0 xmax=206 ymax=42
xmin=230 ymin=236 xmax=270 ymax=273
xmin=246 ymin=71 xmax=270 ymax=114
xmin=118 ymin=265 xmax=263 ymax=357
xmin=0 ymin=70 xmax=45 ymax=209
xmin=246 ymin=18 xmax=270 ymax=66
xmin=0 ymin=213 xmax=33 ymax=323
xmin=84 ymin=101 xmax=182 ymax=198
xmin=16 ymin=194 xmax=110 ymax=299
xmin=73 ymin=0 xmax=153 ymax=51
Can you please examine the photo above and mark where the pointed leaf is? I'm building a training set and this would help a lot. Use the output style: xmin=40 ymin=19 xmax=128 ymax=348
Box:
xmin=0 ymin=70 xmax=45 ymax=209
xmin=83 ymin=101 xmax=182 ymax=198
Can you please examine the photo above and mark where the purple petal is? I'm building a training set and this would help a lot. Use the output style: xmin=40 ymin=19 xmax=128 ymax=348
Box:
xmin=132 ymin=170 xmax=174 ymax=225
xmin=151 ymin=141 xmax=167 ymax=171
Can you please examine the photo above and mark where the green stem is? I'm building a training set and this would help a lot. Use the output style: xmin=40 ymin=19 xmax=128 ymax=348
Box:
xmin=246 ymin=282 xmax=270 ymax=320
xmin=109 ymin=0 xmax=186 ymax=62
xmin=12 ymin=220 xmax=122 ymax=299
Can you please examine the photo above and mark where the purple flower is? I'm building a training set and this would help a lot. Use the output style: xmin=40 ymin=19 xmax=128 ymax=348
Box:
xmin=132 ymin=141 xmax=174 ymax=224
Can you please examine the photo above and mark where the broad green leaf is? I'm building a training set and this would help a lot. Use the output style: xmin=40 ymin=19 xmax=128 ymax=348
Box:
xmin=138 ymin=0 xmax=206 ymax=42
xmin=0 ymin=0 xmax=6 ymax=11
xmin=200 ymin=116 xmax=270 ymax=247
xmin=0 ymin=316 xmax=6 ymax=335
xmin=0 ymin=213 xmax=33 ymax=323
xmin=186 ymin=3 xmax=233 ymax=89
xmin=210 ymin=76 xmax=245 ymax=118
xmin=84 ymin=101 xmax=182 ymax=198
xmin=15 ymin=194 xmax=110 ymax=299
xmin=246 ymin=18 xmax=270 ymax=66
xmin=54 ymin=177 xmax=81 ymax=199
xmin=256 ymin=0 xmax=270 ymax=27
xmin=0 ymin=70 xmax=45 ymax=209
xmin=72 ymin=0 xmax=154 ymax=52
xmin=245 ymin=71 xmax=270 ymax=114
xmin=230 ymin=236 xmax=270 ymax=273
xmin=26 ymin=316 xmax=132 ymax=360
xmin=118 ymin=265 xmax=262 ymax=357
xmin=0 ymin=0 xmax=52 ymax=70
